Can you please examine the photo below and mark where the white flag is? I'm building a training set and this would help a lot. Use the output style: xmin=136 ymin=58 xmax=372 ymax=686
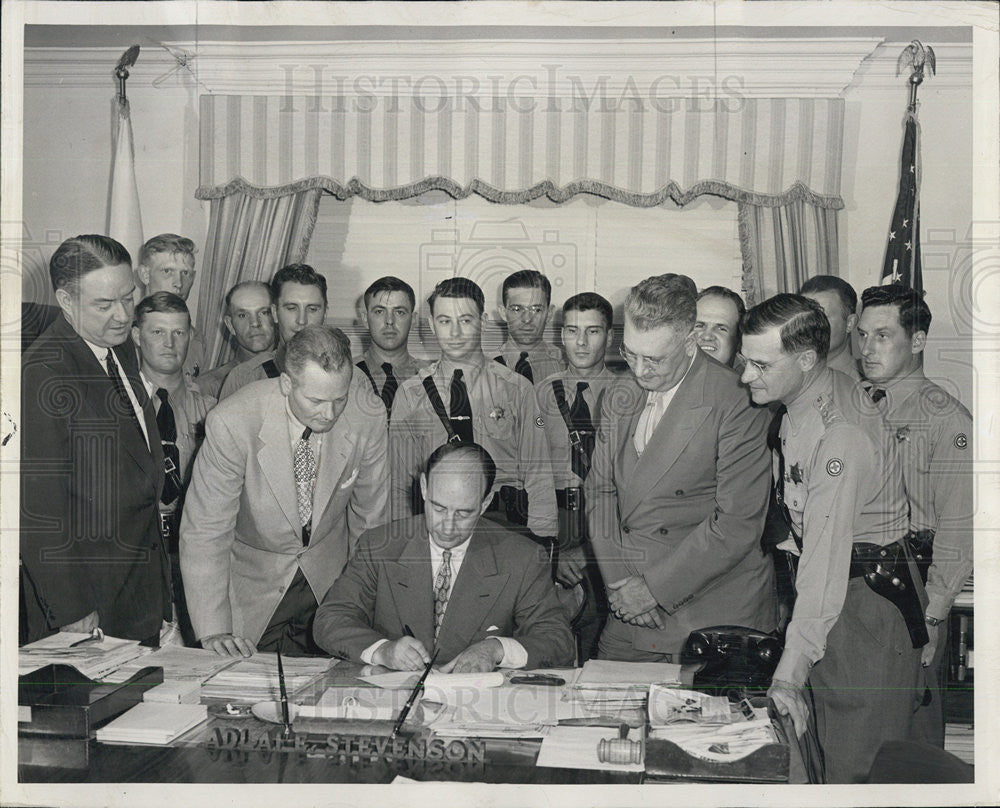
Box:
xmin=108 ymin=96 xmax=144 ymax=292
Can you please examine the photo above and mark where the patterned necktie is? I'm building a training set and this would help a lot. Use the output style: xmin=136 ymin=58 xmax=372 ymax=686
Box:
xmin=105 ymin=349 xmax=144 ymax=439
xmin=380 ymin=362 xmax=398 ymax=413
xmin=156 ymin=388 xmax=182 ymax=505
xmin=293 ymin=427 xmax=315 ymax=546
xmin=514 ymin=351 xmax=533 ymax=383
xmin=869 ymin=387 xmax=887 ymax=403
xmin=433 ymin=548 xmax=452 ymax=639
xmin=568 ymin=381 xmax=595 ymax=480
xmin=449 ymin=369 xmax=474 ymax=443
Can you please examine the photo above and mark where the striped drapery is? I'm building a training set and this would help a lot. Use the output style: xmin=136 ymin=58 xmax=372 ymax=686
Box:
xmin=196 ymin=94 xmax=845 ymax=209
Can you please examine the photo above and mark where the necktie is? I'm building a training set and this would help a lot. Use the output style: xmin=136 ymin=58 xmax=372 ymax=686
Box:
xmin=870 ymin=387 xmax=886 ymax=403
xmin=293 ymin=427 xmax=315 ymax=546
xmin=433 ymin=548 xmax=452 ymax=639
xmin=568 ymin=381 xmax=595 ymax=480
xmin=156 ymin=388 xmax=182 ymax=505
xmin=514 ymin=351 xmax=534 ymax=383
xmin=633 ymin=392 xmax=665 ymax=455
xmin=105 ymin=349 xmax=144 ymax=438
xmin=380 ymin=362 xmax=399 ymax=413
xmin=449 ymin=369 xmax=474 ymax=443
xmin=767 ymin=404 xmax=800 ymax=550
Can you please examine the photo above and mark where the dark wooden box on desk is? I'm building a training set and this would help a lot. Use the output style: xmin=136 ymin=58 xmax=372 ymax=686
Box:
xmin=19 ymin=664 xmax=163 ymax=740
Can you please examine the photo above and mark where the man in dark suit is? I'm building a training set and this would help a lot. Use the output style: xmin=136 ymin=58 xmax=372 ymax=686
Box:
xmin=20 ymin=235 xmax=171 ymax=644
xmin=314 ymin=442 xmax=574 ymax=672
xmin=586 ymin=274 xmax=774 ymax=661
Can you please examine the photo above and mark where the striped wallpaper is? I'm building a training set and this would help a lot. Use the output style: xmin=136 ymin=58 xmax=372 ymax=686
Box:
xmin=197 ymin=94 xmax=845 ymax=208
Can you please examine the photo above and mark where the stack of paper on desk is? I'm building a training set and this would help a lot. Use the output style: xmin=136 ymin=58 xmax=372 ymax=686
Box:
xmin=200 ymin=654 xmax=334 ymax=702
xmin=95 ymin=702 xmax=208 ymax=745
xmin=104 ymin=646 xmax=238 ymax=685
xmin=18 ymin=633 xmax=149 ymax=680
xmin=648 ymin=717 xmax=778 ymax=762
xmin=566 ymin=659 xmax=682 ymax=711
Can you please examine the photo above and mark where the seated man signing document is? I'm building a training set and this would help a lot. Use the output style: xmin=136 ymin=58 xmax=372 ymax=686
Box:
xmin=314 ymin=442 xmax=575 ymax=673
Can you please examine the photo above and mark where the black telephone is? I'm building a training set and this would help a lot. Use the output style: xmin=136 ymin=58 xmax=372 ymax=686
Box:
xmin=680 ymin=625 xmax=783 ymax=698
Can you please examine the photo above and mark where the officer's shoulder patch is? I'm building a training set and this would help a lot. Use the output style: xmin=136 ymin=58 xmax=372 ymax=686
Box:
xmin=814 ymin=393 xmax=843 ymax=427
xmin=955 ymin=433 xmax=968 ymax=450
xmin=826 ymin=457 xmax=844 ymax=476
xmin=535 ymin=415 xmax=545 ymax=428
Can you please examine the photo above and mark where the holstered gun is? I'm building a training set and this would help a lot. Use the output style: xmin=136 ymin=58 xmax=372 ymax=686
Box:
xmin=904 ymin=529 xmax=935 ymax=586
xmin=851 ymin=541 xmax=928 ymax=649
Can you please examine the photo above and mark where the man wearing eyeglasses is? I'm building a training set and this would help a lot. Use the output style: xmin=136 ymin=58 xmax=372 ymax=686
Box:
xmin=740 ymin=293 xmax=920 ymax=783
xmin=586 ymin=274 xmax=774 ymax=664
xmin=136 ymin=234 xmax=205 ymax=384
xmin=494 ymin=269 xmax=565 ymax=386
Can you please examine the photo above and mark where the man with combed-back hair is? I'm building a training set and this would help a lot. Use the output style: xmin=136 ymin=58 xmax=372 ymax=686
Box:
xmin=586 ymin=273 xmax=774 ymax=663
xmin=20 ymin=235 xmax=171 ymax=644
xmin=742 ymin=293 xmax=921 ymax=783
xmin=799 ymin=274 xmax=861 ymax=381
xmin=181 ymin=324 xmax=388 ymax=657
xmin=858 ymin=283 xmax=973 ymax=750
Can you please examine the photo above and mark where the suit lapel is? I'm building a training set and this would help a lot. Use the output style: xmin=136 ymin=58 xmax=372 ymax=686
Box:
xmin=386 ymin=531 xmax=435 ymax=649
xmin=111 ymin=340 xmax=162 ymax=483
xmin=620 ymin=353 xmax=711 ymax=519
xmin=437 ymin=531 xmax=508 ymax=651
xmin=256 ymin=387 xmax=301 ymax=534
xmin=311 ymin=391 xmax=358 ymax=528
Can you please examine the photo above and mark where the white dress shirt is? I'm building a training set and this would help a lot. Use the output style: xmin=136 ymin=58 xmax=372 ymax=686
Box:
xmin=633 ymin=355 xmax=696 ymax=455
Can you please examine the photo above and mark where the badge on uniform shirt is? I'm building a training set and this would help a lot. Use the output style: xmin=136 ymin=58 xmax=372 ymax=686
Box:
xmin=534 ymin=415 xmax=545 ymax=428
xmin=895 ymin=425 xmax=911 ymax=443
xmin=789 ymin=463 xmax=804 ymax=484
xmin=826 ymin=458 xmax=844 ymax=476
xmin=955 ymin=433 xmax=968 ymax=450
xmin=489 ymin=407 xmax=505 ymax=421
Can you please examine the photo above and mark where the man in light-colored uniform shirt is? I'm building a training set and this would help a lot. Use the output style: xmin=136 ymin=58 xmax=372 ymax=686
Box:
xmin=742 ymin=293 xmax=922 ymax=784
xmin=390 ymin=277 xmax=558 ymax=543
xmin=220 ymin=263 xmax=328 ymax=398
xmin=800 ymin=274 xmax=861 ymax=382
xmin=858 ymin=283 xmax=973 ymax=748
xmin=494 ymin=269 xmax=565 ymax=386
xmin=136 ymin=234 xmax=206 ymax=383
xmin=355 ymin=275 xmax=431 ymax=416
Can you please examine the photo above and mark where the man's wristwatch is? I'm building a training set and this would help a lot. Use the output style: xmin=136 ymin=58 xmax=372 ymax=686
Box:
xmin=925 ymin=615 xmax=943 ymax=627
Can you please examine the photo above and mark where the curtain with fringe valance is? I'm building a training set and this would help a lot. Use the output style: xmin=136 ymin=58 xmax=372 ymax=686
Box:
xmin=195 ymin=93 xmax=845 ymax=318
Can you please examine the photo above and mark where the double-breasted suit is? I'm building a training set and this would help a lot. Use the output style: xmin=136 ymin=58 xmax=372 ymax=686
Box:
xmin=180 ymin=374 xmax=389 ymax=644
xmin=313 ymin=516 xmax=575 ymax=668
xmin=20 ymin=315 xmax=170 ymax=643
xmin=586 ymin=349 xmax=775 ymax=657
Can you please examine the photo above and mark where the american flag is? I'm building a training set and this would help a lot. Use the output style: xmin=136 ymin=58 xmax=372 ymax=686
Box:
xmin=880 ymin=112 xmax=923 ymax=294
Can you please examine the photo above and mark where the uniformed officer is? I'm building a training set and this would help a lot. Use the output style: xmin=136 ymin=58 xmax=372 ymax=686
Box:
xmin=741 ymin=293 xmax=923 ymax=783
xmin=390 ymin=277 xmax=558 ymax=543
xmin=494 ymin=269 xmax=565 ymax=386
xmin=134 ymin=292 xmax=216 ymax=644
xmin=858 ymin=283 xmax=973 ymax=748
xmin=355 ymin=276 xmax=431 ymax=417
xmin=799 ymin=275 xmax=861 ymax=381
xmin=537 ymin=292 xmax=617 ymax=660
xmin=219 ymin=264 xmax=328 ymax=398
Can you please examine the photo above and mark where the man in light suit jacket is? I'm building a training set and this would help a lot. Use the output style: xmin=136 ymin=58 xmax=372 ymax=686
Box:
xmin=586 ymin=274 xmax=774 ymax=661
xmin=181 ymin=325 xmax=389 ymax=656
xmin=314 ymin=442 xmax=574 ymax=672
xmin=20 ymin=235 xmax=171 ymax=644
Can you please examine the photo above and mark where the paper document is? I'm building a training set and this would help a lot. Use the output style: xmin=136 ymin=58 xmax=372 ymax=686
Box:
xmin=575 ymin=659 xmax=682 ymax=688
xmin=649 ymin=717 xmax=778 ymax=762
xmin=536 ymin=725 xmax=644 ymax=772
xmin=200 ymin=654 xmax=334 ymax=702
xmin=104 ymin=645 xmax=238 ymax=684
xmin=19 ymin=633 xmax=149 ymax=680
xmin=647 ymin=685 xmax=733 ymax=726
xmin=96 ymin=703 xmax=208 ymax=745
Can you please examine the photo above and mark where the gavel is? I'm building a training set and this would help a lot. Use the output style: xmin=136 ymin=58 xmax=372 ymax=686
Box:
xmin=596 ymin=723 xmax=643 ymax=765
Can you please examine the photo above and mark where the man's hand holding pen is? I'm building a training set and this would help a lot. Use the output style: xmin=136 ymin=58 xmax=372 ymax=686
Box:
xmin=373 ymin=636 xmax=432 ymax=670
